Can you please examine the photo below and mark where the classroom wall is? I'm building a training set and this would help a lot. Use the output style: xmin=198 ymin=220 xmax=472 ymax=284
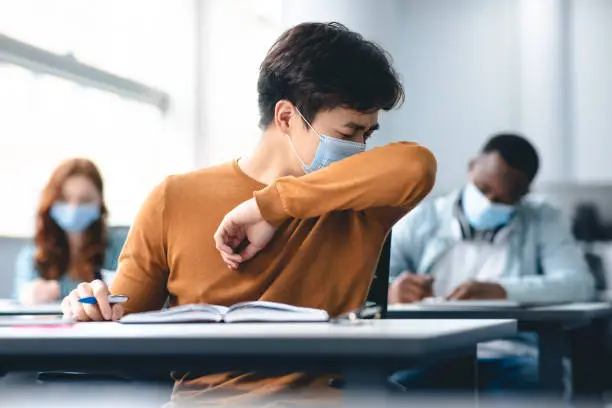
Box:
xmin=386 ymin=0 xmax=520 ymax=192
xmin=572 ymin=0 xmax=612 ymax=182
xmin=194 ymin=0 xmax=282 ymax=168
xmin=194 ymin=0 xmax=612 ymax=191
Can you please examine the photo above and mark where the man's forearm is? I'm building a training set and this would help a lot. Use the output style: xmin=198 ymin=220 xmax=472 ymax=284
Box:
xmin=255 ymin=142 xmax=436 ymax=225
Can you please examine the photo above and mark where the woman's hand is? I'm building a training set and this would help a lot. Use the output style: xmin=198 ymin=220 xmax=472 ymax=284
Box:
xmin=20 ymin=278 xmax=61 ymax=305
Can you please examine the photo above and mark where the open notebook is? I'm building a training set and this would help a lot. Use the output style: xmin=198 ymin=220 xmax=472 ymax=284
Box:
xmin=120 ymin=301 xmax=330 ymax=324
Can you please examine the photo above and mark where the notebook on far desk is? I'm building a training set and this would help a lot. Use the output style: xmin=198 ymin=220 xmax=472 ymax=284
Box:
xmin=415 ymin=298 xmax=569 ymax=310
xmin=0 ymin=300 xmax=63 ymax=315
xmin=0 ymin=315 xmax=74 ymax=326
xmin=120 ymin=301 xmax=330 ymax=324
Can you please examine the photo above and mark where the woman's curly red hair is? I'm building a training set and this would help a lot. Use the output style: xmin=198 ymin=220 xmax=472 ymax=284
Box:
xmin=34 ymin=158 xmax=108 ymax=282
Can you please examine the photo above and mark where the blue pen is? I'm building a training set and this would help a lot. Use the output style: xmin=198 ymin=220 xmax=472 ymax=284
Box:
xmin=78 ymin=295 xmax=129 ymax=305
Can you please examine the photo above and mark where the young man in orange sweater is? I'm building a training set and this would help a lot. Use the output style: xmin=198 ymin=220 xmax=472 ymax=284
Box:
xmin=61 ymin=22 xmax=436 ymax=405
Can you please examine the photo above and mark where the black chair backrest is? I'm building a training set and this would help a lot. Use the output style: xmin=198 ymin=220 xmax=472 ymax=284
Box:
xmin=108 ymin=225 xmax=131 ymax=239
xmin=365 ymin=232 xmax=391 ymax=318
xmin=584 ymin=251 xmax=607 ymax=292
xmin=572 ymin=203 xmax=607 ymax=242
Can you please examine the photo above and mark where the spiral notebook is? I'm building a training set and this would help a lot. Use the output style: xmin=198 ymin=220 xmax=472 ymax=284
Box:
xmin=120 ymin=301 xmax=330 ymax=324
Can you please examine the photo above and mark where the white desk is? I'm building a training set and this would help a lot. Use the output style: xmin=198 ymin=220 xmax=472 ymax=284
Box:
xmin=0 ymin=300 xmax=62 ymax=316
xmin=0 ymin=319 xmax=514 ymax=355
xmin=388 ymin=302 xmax=612 ymax=322
xmin=0 ymin=319 xmax=516 ymax=400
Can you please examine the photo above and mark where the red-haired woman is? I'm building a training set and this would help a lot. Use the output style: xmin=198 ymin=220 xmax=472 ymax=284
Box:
xmin=14 ymin=158 xmax=127 ymax=304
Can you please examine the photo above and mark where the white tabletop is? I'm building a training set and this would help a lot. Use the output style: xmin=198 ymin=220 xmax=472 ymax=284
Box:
xmin=0 ymin=319 xmax=516 ymax=357
xmin=528 ymin=302 xmax=612 ymax=312
xmin=0 ymin=300 xmax=62 ymax=315
xmin=388 ymin=302 xmax=612 ymax=322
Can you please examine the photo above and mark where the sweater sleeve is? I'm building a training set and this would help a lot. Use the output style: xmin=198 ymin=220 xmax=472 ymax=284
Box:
xmin=111 ymin=178 xmax=171 ymax=315
xmin=254 ymin=142 xmax=437 ymax=230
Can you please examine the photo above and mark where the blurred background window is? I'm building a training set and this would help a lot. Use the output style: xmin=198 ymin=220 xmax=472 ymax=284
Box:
xmin=0 ymin=0 xmax=197 ymax=236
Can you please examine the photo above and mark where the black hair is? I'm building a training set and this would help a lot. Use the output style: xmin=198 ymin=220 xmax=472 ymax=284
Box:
xmin=257 ymin=22 xmax=404 ymax=129
xmin=481 ymin=133 xmax=540 ymax=182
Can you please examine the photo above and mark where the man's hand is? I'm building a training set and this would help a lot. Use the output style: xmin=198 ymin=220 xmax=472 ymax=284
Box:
xmin=61 ymin=280 xmax=124 ymax=321
xmin=213 ymin=198 xmax=277 ymax=269
xmin=388 ymin=272 xmax=434 ymax=304
xmin=447 ymin=281 xmax=507 ymax=300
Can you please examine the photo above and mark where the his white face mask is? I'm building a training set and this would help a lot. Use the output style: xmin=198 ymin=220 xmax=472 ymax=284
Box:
xmin=461 ymin=182 xmax=516 ymax=230
xmin=287 ymin=108 xmax=365 ymax=173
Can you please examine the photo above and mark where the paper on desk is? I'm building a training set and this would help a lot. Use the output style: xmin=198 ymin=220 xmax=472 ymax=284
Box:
xmin=0 ymin=315 xmax=75 ymax=326
xmin=419 ymin=298 xmax=523 ymax=309
xmin=417 ymin=298 xmax=567 ymax=309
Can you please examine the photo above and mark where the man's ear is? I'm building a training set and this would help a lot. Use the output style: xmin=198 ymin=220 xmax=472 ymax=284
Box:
xmin=273 ymin=100 xmax=295 ymax=135
xmin=468 ymin=158 xmax=476 ymax=172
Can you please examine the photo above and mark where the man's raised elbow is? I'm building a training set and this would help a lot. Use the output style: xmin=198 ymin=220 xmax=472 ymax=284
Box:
xmin=377 ymin=142 xmax=438 ymax=207
xmin=398 ymin=143 xmax=437 ymax=194
xmin=416 ymin=146 xmax=437 ymax=188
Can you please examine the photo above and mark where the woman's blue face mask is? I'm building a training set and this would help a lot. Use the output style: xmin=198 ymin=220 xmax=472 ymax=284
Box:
xmin=50 ymin=202 xmax=101 ymax=233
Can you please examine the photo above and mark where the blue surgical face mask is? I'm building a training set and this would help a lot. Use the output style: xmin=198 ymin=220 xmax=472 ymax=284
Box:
xmin=461 ymin=182 xmax=515 ymax=230
xmin=50 ymin=202 xmax=101 ymax=233
xmin=288 ymin=109 xmax=366 ymax=173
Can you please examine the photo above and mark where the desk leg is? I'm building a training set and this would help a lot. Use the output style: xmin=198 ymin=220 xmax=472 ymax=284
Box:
xmin=461 ymin=347 xmax=479 ymax=407
xmin=569 ymin=319 xmax=606 ymax=407
xmin=537 ymin=324 xmax=565 ymax=395
xmin=472 ymin=349 xmax=479 ymax=407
